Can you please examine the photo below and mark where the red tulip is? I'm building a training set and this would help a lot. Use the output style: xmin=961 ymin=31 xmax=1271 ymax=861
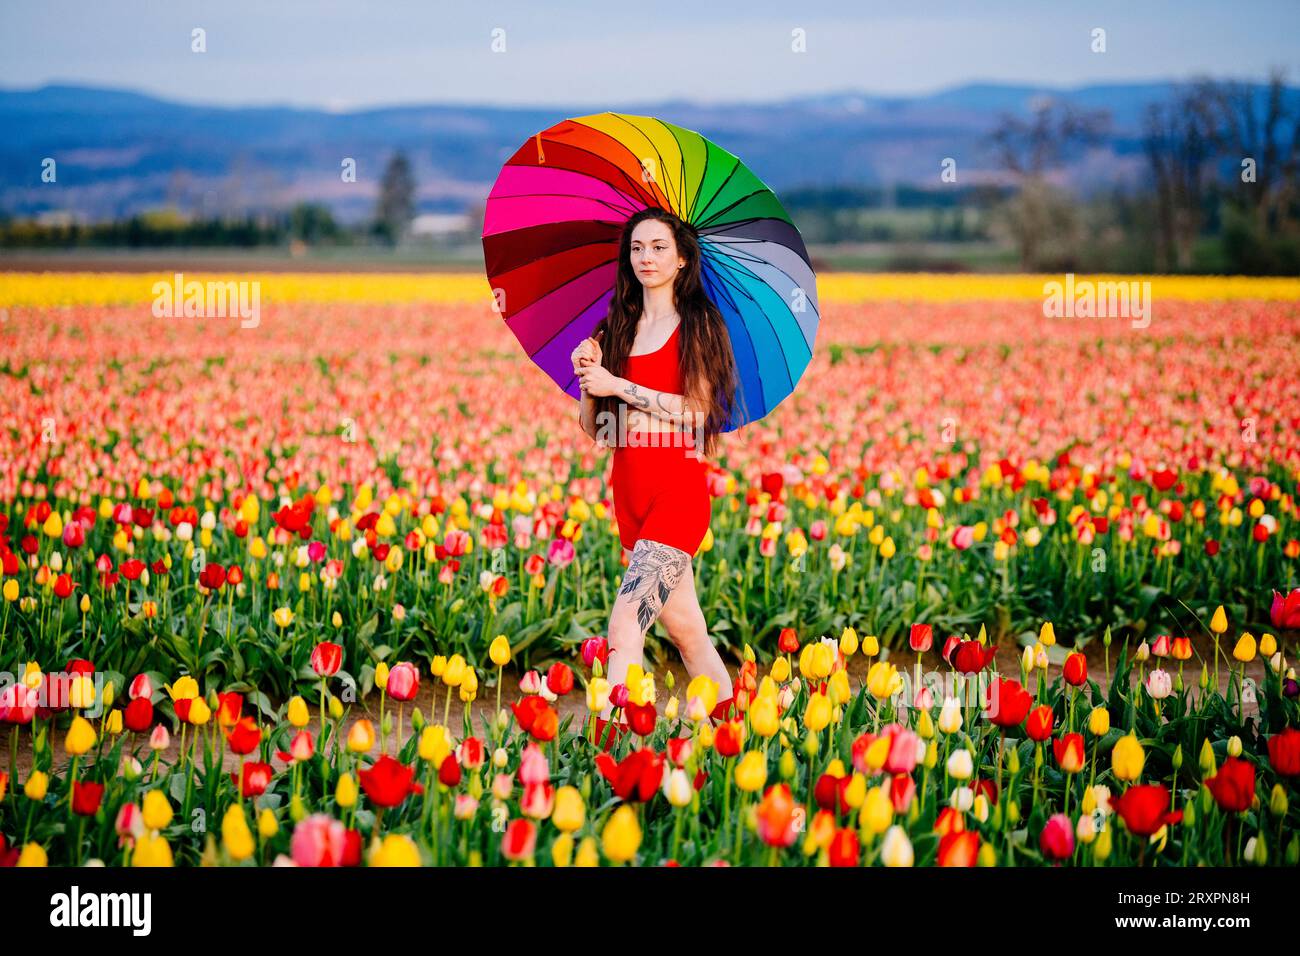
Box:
xmin=666 ymin=736 xmax=694 ymax=768
xmin=311 ymin=642 xmax=343 ymax=676
xmin=948 ymin=640 xmax=997 ymax=674
xmin=1062 ymin=652 xmax=1088 ymax=686
xmin=385 ymin=662 xmax=419 ymax=702
xmin=438 ymin=754 xmax=462 ymax=788
xmin=814 ymin=772 xmax=853 ymax=814
xmin=501 ymin=818 xmax=537 ymax=861
xmin=120 ymin=559 xmax=146 ymax=581
xmin=359 ymin=754 xmax=417 ymax=807
xmin=545 ymin=662 xmax=574 ymax=696
xmin=1039 ymin=813 xmax=1074 ymax=860
xmin=455 ymin=736 xmax=486 ymax=770
xmin=232 ymin=761 xmax=274 ymax=797
xmin=1271 ymin=588 xmax=1300 ymax=630
xmin=198 ymin=563 xmax=226 ymax=590
xmin=1053 ymin=733 xmax=1085 ymax=774
xmin=984 ymin=678 xmax=1033 ymax=727
xmin=936 ymin=830 xmax=979 ymax=866
xmin=714 ymin=720 xmax=744 ymax=758
xmin=625 ymin=701 xmax=658 ymax=737
xmin=1025 ymin=705 xmax=1055 ymax=742
xmin=217 ymin=691 xmax=243 ymax=727
xmin=579 ymin=637 xmax=608 ymax=669
xmin=511 ymin=695 xmax=559 ymax=741
xmin=909 ymin=623 xmax=933 ymax=653
xmin=72 ymin=780 xmax=105 ymax=816
xmin=1266 ymin=727 xmax=1300 ymax=777
xmin=123 ymin=697 xmax=154 ymax=733
xmin=777 ymin=627 xmax=800 ymax=653
xmin=755 ymin=783 xmax=800 ymax=847
xmin=1205 ymin=757 xmax=1256 ymax=813
xmin=594 ymin=748 xmax=664 ymax=802
xmin=225 ymin=716 xmax=261 ymax=755
xmin=827 ymin=827 xmax=860 ymax=867
xmin=1112 ymin=783 xmax=1177 ymax=836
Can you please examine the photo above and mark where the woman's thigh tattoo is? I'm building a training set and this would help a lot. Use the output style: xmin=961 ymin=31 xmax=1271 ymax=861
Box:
xmin=618 ymin=539 xmax=690 ymax=633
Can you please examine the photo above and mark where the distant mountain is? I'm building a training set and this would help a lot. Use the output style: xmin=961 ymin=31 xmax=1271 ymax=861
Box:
xmin=1 ymin=80 xmax=1293 ymax=223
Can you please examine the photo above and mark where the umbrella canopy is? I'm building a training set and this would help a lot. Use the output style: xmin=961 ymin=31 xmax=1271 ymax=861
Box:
xmin=482 ymin=111 xmax=818 ymax=431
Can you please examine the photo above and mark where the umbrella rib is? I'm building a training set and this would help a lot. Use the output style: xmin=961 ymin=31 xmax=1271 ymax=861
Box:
xmin=489 ymin=237 xmax=618 ymax=286
xmin=701 ymin=257 xmax=773 ymax=418
xmin=524 ymin=267 xmax=620 ymax=359
xmin=508 ymin=136 xmax=655 ymax=210
xmin=705 ymin=249 xmax=798 ymax=397
xmin=608 ymin=113 xmax=680 ymax=214
xmin=701 ymin=233 xmax=819 ymax=350
xmin=696 ymin=186 xmax=771 ymax=230
xmin=648 ymin=116 xmax=688 ymax=213
xmin=685 ymin=138 xmax=710 ymax=223
xmin=691 ymin=154 xmax=743 ymax=226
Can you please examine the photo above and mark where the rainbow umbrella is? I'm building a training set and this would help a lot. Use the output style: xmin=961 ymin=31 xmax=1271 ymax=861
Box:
xmin=482 ymin=111 xmax=818 ymax=431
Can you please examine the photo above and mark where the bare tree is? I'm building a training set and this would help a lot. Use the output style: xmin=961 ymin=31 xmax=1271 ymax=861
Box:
xmin=987 ymin=97 xmax=1111 ymax=269
xmin=1216 ymin=68 xmax=1300 ymax=237
xmin=1141 ymin=81 xmax=1219 ymax=271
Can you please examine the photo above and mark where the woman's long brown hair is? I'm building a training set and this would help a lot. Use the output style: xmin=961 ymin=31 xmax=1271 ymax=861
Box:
xmin=591 ymin=207 xmax=743 ymax=460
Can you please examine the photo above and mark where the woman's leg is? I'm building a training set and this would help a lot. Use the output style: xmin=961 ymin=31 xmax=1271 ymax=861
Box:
xmin=656 ymin=557 xmax=734 ymax=701
xmin=600 ymin=538 xmax=692 ymax=721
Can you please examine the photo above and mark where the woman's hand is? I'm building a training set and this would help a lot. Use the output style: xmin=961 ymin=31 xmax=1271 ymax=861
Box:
xmin=576 ymin=364 xmax=622 ymax=398
xmin=570 ymin=334 xmax=603 ymax=374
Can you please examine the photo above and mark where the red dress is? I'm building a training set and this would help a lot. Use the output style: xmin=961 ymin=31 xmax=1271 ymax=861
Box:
xmin=609 ymin=322 xmax=712 ymax=556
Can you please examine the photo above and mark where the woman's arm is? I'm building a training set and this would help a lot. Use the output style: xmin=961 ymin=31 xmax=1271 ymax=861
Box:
xmin=578 ymin=386 xmax=598 ymax=440
xmin=616 ymin=377 xmax=708 ymax=431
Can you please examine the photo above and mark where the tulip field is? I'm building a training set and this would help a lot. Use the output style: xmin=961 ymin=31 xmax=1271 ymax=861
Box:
xmin=0 ymin=270 xmax=1299 ymax=867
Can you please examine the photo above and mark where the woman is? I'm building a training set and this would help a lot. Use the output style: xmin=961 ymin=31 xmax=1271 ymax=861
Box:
xmin=571 ymin=207 xmax=744 ymax=748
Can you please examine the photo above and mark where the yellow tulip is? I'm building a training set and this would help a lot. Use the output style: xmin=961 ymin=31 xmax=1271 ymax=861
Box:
xmin=369 ymin=833 xmax=422 ymax=866
xmin=1209 ymin=605 xmax=1228 ymax=634
xmin=25 ymin=771 xmax=49 ymax=801
xmin=167 ymin=675 xmax=199 ymax=701
xmin=574 ymin=835 xmax=600 ymax=867
xmin=866 ymin=661 xmax=902 ymax=700
xmin=141 ymin=790 xmax=173 ymax=831
xmin=860 ymin=786 xmax=894 ymax=834
xmin=287 ymin=696 xmax=309 ymax=728
xmin=685 ymin=674 xmax=719 ymax=717
xmin=1232 ymin=633 xmax=1256 ymax=663
xmin=1112 ymin=733 xmax=1146 ymax=782
xmin=749 ymin=696 xmax=780 ymax=738
xmin=16 ymin=841 xmax=49 ymax=866
xmin=586 ymin=677 xmax=610 ymax=714
xmin=839 ymin=626 xmax=859 ymax=657
xmin=222 ymin=805 xmax=255 ymax=861
xmin=601 ymin=805 xmax=642 ymax=863
xmin=804 ymin=692 xmax=832 ymax=732
xmin=258 ymin=808 xmax=279 ymax=840
xmin=273 ymin=606 xmax=294 ymax=628
xmin=336 ymin=772 xmax=358 ymax=808
xmin=375 ymin=661 xmax=389 ymax=691
xmin=552 ymin=786 xmax=586 ymax=832
xmin=131 ymin=832 xmax=174 ymax=867
xmin=769 ymin=656 xmax=791 ymax=682
xmin=861 ymin=634 xmax=879 ymax=656
xmin=188 ymin=697 xmax=212 ymax=725
xmin=734 ymin=751 xmax=768 ymax=792
xmin=1088 ymin=706 xmax=1110 ymax=736
xmin=64 ymin=716 xmax=96 ymax=756
xmin=442 ymin=654 xmax=467 ymax=687
xmin=419 ymin=725 xmax=451 ymax=764
xmin=551 ymin=833 xmax=574 ymax=867
xmin=489 ymin=635 xmax=511 ymax=667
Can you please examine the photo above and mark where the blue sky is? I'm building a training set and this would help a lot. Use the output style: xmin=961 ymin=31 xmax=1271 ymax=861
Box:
xmin=2 ymin=0 xmax=1296 ymax=110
